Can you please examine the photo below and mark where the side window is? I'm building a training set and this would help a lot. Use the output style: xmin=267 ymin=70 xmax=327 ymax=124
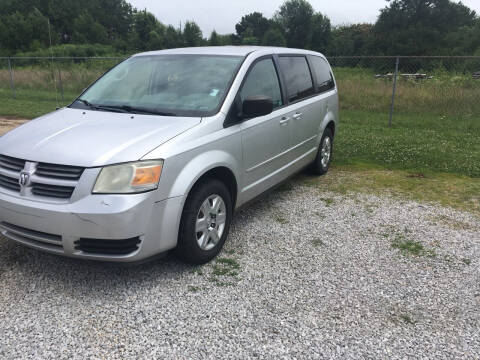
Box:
xmin=240 ymin=58 xmax=283 ymax=109
xmin=278 ymin=56 xmax=314 ymax=103
xmin=309 ymin=56 xmax=335 ymax=93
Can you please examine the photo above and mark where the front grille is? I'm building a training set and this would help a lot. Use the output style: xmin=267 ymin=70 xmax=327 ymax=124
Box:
xmin=32 ymin=183 xmax=75 ymax=199
xmin=0 ymin=174 xmax=20 ymax=192
xmin=75 ymin=237 xmax=141 ymax=255
xmin=0 ymin=222 xmax=63 ymax=253
xmin=36 ymin=163 xmax=84 ymax=180
xmin=0 ymin=155 xmax=26 ymax=172
xmin=0 ymin=154 xmax=84 ymax=200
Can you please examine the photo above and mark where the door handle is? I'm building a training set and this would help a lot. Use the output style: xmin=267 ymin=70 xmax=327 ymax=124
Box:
xmin=292 ymin=112 xmax=302 ymax=120
xmin=279 ymin=117 xmax=290 ymax=125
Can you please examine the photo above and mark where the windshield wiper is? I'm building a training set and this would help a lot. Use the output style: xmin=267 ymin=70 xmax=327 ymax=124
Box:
xmin=76 ymin=100 xmax=176 ymax=116
xmin=76 ymin=99 xmax=128 ymax=113
xmin=78 ymin=99 xmax=94 ymax=107
xmin=105 ymin=105 xmax=177 ymax=116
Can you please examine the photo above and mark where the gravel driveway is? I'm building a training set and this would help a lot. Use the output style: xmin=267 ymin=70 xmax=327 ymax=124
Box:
xmin=0 ymin=181 xmax=479 ymax=359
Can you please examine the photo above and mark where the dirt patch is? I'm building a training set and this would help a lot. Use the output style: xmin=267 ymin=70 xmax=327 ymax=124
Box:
xmin=0 ymin=117 xmax=29 ymax=136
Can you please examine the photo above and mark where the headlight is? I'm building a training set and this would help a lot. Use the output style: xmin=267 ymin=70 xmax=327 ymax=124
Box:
xmin=93 ymin=160 xmax=163 ymax=194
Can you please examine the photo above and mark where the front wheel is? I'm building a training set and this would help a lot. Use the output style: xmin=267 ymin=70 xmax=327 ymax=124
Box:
xmin=310 ymin=128 xmax=334 ymax=175
xmin=175 ymin=179 xmax=232 ymax=264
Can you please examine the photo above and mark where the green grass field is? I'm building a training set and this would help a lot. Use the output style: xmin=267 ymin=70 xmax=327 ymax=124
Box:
xmin=0 ymin=68 xmax=479 ymax=214
xmin=0 ymin=88 xmax=76 ymax=119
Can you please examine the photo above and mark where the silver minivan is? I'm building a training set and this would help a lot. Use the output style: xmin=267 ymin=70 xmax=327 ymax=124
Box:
xmin=0 ymin=46 xmax=339 ymax=264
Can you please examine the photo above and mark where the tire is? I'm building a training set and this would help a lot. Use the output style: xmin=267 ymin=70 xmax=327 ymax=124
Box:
xmin=175 ymin=178 xmax=233 ymax=265
xmin=310 ymin=127 xmax=334 ymax=175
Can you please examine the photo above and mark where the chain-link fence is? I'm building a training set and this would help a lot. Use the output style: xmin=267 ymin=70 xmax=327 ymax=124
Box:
xmin=1 ymin=56 xmax=479 ymax=122
xmin=0 ymin=56 xmax=124 ymax=108
xmin=329 ymin=56 xmax=480 ymax=124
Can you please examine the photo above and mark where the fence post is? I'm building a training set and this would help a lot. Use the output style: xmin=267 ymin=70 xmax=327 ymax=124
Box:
xmin=58 ymin=68 xmax=64 ymax=103
xmin=389 ymin=57 xmax=400 ymax=127
xmin=7 ymin=57 xmax=16 ymax=99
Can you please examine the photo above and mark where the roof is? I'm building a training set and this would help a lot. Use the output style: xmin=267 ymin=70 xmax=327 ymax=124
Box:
xmin=134 ymin=46 xmax=323 ymax=58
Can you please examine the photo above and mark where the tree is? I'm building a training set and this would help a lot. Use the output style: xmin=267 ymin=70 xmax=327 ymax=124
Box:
xmin=73 ymin=12 xmax=108 ymax=44
xmin=329 ymin=24 xmax=374 ymax=56
xmin=310 ymin=12 xmax=331 ymax=52
xmin=183 ymin=21 xmax=203 ymax=47
xmin=235 ymin=12 xmax=270 ymax=42
xmin=374 ymin=0 xmax=477 ymax=55
xmin=164 ymin=25 xmax=183 ymax=49
xmin=147 ymin=30 xmax=164 ymax=50
xmin=209 ymin=30 xmax=219 ymax=46
xmin=240 ymin=29 xmax=260 ymax=45
xmin=274 ymin=0 xmax=314 ymax=48
xmin=132 ymin=10 xmax=158 ymax=45
xmin=0 ymin=12 xmax=29 ymax=50
xmin=262 ymin=28 xmax=286 ymax=47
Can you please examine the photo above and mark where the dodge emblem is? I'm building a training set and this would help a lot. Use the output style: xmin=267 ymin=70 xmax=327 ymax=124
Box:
xmin=19 ymin=172 xmax=31 ymax=187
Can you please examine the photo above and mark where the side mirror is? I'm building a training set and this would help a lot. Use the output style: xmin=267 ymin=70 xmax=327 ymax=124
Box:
xmin=242 ymin=95 xmax=273 ymax=119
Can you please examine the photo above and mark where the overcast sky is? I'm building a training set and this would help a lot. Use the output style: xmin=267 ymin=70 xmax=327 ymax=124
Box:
xmin=129 ymin=0 xmax=480 ymax=37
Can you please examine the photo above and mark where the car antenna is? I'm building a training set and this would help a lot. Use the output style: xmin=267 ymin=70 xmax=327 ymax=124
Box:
xmin=34 ymin=7 xmax=60 ymax=109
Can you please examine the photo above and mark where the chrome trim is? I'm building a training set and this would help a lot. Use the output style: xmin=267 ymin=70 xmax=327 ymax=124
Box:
xmin=245 ymin=135 xmax=317 ymax=173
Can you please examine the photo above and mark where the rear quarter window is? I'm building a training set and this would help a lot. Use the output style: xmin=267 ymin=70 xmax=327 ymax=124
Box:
xmin=309 ymin=56 xmax=335 ymax=93
xmin=278 ymin=56 xmax=315 ymax=103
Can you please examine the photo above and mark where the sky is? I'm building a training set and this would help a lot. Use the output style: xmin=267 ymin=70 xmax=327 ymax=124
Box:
xmin=128 ymin=0 xmax=480 ymax=37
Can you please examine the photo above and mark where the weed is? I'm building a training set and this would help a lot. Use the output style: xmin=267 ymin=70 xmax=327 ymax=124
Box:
xmin=274 ymin=214 xmax=289 ymax=224
xmin=209 ymin=258 xmax=240 ymax=286
xmin=311 ymin=239 xmax=325 ymax=247
xmin=216 ymin=258 xmax=240 ymax=268
xmin=399 ymin=314 xmax=415 ymax=325
xmin=391 ymin=236 xmax=436 ymax=258
xmin=191 ymin=268 xmax=204 ymax=276
xmin=321 ymin=197 xmax=335 ymax=206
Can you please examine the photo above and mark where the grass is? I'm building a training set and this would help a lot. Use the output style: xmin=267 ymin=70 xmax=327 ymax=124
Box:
xmin=311 ymin=239 xmax=325 ymax=247
xmin=0 ymin=88 xmax=76 ymax=118
xmin=391 ymin=236 xmax=436 ymax=258
xmin=274 ymin=214 xmax=289 ymax=224
xmin=335 ymin=110 xmax=480 ymax=178
xmin=399 ymin=314 xmax=416 ymax=325
xmin=321 ymin=197 xmax=335 ymax=206
xmin=209 ymin=257 xmax=240 ymax=286
xmin=302 ymin=165 xmax=480 ymax=216
xmin=334 ymin=66 xmax=480 ymax=117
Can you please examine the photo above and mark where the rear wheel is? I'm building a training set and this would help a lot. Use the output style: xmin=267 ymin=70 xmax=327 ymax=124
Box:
xmin=175 ymin=179 xmax=232 ymax=264
xmin=310 ymin=128 xmax=334 ymax=175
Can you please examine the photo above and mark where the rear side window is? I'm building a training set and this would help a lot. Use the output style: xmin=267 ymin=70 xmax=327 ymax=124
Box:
xmin=278 ymin=56 xmax=314 ymax=103
xmin=309 ymin=56 xmax=335 ymax=93
xmin=240 ymin=58 xmax=283 ymax=109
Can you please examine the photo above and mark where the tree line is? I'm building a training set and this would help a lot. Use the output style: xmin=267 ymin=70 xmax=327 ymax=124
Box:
xmin=0 ymin=0 xmax=479 ymax=57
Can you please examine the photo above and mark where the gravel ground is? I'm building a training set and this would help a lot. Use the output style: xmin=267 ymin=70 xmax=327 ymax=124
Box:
xmin=0 ymin=182 xmax=479 ymax=359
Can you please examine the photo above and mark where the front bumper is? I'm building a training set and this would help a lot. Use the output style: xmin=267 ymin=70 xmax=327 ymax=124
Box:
xmin=0 ymin=190 xmax=184 ymax=262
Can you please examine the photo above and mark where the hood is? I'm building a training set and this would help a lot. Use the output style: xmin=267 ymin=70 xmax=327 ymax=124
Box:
xmin=0 ymin=108 xmax=200 ymax=167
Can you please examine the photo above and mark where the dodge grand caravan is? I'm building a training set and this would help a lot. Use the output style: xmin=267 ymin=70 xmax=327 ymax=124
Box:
xmin=0 ymin=46 xmax=339 ymax=264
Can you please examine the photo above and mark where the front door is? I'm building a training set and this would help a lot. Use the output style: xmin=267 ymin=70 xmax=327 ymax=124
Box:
xmin=239 ymin=57 xmax=290 ymax=199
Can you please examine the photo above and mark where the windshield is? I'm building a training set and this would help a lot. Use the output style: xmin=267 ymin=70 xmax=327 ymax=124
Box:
xmin=70 ymin=55 xmax=244 ymax=117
